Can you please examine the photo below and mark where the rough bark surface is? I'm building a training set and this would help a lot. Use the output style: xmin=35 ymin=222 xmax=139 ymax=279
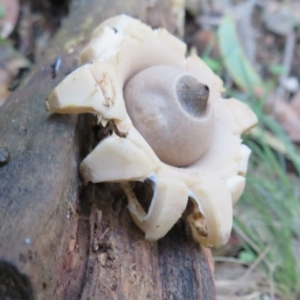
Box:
xmin=0 ymin=0 xmax=216 ymax=299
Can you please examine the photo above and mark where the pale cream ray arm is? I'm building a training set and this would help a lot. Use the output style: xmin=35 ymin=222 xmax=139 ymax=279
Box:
xmin=123 ymin=177 xmax=189 ymax=241
xmin=188 ymin=174 xmax=233 ymax=248
xmin=226 ymin=175 xmax=246 ymax=205
xmin=238 ymin=144 xmax=252 ymax=176
xmin=80 ymin=133 xmax=155 ymax=183
xmin=45 ymin=65 xmax=107 ymax=115
xmin=222 ymin=98 xmax=258 ymax=134
xmin=187 ymin=125 xmax=241 ymax=180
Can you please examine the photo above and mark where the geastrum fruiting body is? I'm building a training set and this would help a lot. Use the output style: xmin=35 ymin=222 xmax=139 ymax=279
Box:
xmin=45 ymin=15 xmax=257 ymax=248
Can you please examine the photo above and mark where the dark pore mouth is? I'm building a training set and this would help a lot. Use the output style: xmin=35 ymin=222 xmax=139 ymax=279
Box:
xmin=176 ymin=75 xmax=210 ymax=118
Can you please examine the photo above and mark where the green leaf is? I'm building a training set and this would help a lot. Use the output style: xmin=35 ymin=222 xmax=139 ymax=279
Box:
xmin=268 ymin=64 xmax=287 ymax=76
xmin=238 ymin=250 xmax=256 ymax=263
xmin=202 ymin=56 xmax=221 ymax=73
xmin=0 ymin=5 xmax=5 ymax=18
xmin=217 ymin=16 xmax=263 ymax=91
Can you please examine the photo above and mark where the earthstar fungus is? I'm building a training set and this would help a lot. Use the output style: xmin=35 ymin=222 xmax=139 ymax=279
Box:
xmin=45 ymin=15 xmax=258 ymax=248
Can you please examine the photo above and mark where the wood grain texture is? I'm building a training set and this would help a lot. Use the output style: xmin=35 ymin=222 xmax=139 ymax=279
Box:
xmin=0 ymin=0 xmax=216 ymax=299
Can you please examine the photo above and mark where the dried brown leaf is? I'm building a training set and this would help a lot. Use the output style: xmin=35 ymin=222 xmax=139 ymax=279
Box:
xmin=290 ymin=91 xmax=300 ymax=116
xmin=267 ymin=94 xmax=300 ymax=142
xmin=192 ymin=29 xmax=219 ymax=57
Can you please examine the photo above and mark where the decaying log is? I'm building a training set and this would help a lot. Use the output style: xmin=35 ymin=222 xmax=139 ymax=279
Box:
xmin=0 ymin=0 xmax=216 ymax=299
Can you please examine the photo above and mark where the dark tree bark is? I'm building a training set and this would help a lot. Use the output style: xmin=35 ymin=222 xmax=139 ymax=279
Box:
xmin=0 ymin=0 xmax=216 ymax=299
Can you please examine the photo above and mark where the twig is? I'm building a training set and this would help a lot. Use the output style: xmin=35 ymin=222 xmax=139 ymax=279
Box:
xmin=99 ymin=227 xmax=110 ymax=240
xmin=215 ymin=280 xmax=242 ymax=287
xmin=217 ymin=291 xmax=261 ymax=300
xmin=239 ymin=245 xmax=271 ymax=281
xmin=214 ymin=256 xmax=250 ymax=265
xmin=276 ymin=30 xmax=296 ymax=99
xmin=268 ymin=263 xmax=277 ymax=300
xmin=233 ymin=224 xmax=261 ymax=254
